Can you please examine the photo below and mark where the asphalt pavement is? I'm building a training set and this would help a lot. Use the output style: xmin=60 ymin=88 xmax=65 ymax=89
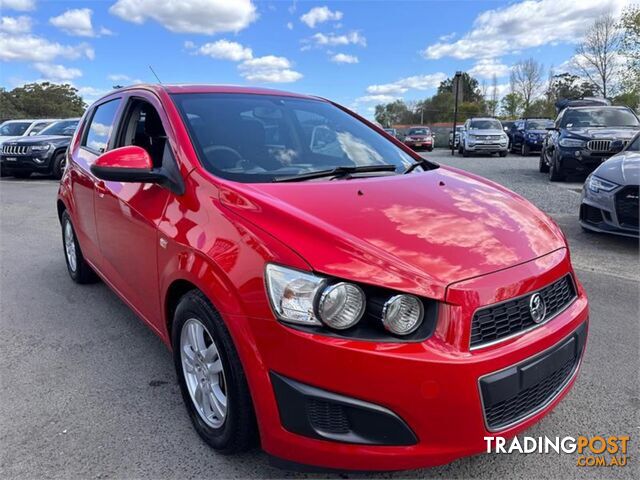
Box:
xmin=0 ymin=151 xmax=638 ymax=479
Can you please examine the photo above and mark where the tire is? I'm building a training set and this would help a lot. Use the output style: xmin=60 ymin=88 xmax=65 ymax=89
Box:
xmin=61 ymin=211 xmax=99 ymax=284
xmin=462 ymin=143 xmax=470 ymax=157
xmin=521 ymin=143 xmax=530 ymax=156
xmin=51 ymin=151 xmax=66 ymax=180
xmin=499 ymin=151 xmax=508 ymax=157
xmin=548 ymin=152 xmax=566 ymax=182
xmin=172 ymin=290 xmax=257 ymax=454
xmin=12 ymin=171 xmax=31 ymax=179
xmin=539 ymin=151 xmax=550 ymax=173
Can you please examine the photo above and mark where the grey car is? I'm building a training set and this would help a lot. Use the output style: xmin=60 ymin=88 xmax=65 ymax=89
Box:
xmin=459 ymin=117 xmax=509 ymax=157
xmin=579 ymin=132 xmax=639 ymax=237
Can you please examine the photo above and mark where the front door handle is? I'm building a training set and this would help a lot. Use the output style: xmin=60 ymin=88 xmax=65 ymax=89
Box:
xmin=95 ymin=181 xmax=108 ymax=198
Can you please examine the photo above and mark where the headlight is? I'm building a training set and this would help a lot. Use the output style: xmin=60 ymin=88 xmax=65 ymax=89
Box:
xmin=265 ymin=264 xmax=326 ymax=326
xmin=587 ymin=175 xmax=619 ymax=193
xmin=559 ymin=137 xmax=585 ymax=147
xmin=527 ymin=133 xmax=537 ymax=139
xmin=382 ymin=294 xmax=424 ymax=335
xmin=317 ymin=282 xmax=365 ymax=329
xmin=30 ymin=144 xmax=50 ymax=152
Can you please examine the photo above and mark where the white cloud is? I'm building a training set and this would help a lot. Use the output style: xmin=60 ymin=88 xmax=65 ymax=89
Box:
xmin=109 ymin=0 xmax=257 ymax=35
xmin=194 ymin=40 xmax=253 ymax=61
xmin=468 ymin=58 xmax=511 ymax=79
xmin=330 ymin=53 xmax=358 ymax=64
xmin=76 ymin=86 xmax=110 ymax=104
xmin=107 ymin=74 xmax=143 ymax=84
xmin=0 ymin=0 xmax=35 ymax=11
xmin=366 ymin=73 xmax=447 ymax=95
xmin=50 ymin=9 xmax=98 ymax=37
xmin=309 ymin=31 xmax=366 ymax=47
xmin=239 ymin=55 xmax=302 ymax=83
xmin=438 ymin=32 xmax=456 ymax=42
xmin=286 ymin=21 xmax=293 ymax=30
xmin=422 ymin=0 xmax=628 ymax=60
xmin=300 ymin=6 xmax=343 ymax=28
xmin=33 ymin=63 xmax=82 ymax=81
xmin=0 ymin=33 xmax=94 ymax=62
xmin=0 ymin=15 xmax=31 ymax=33
xmin=356 ymin=94 xmax=399 ymax=104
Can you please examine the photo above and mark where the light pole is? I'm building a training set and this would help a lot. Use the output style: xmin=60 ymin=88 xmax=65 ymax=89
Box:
xmin=451 ymin=71 xmax=462 ymax=156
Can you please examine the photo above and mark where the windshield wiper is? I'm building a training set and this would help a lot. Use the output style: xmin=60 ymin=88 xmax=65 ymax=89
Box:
xmin=403 ymin=158 xmax=431 ymax=174
xmin=272 ymin=164 xmax=397 ymax=182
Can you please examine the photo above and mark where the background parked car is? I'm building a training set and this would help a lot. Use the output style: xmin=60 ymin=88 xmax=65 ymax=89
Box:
xmin=502 ymin=120 xmax=515 ymax=149
xmin=403 ymin=126 xmax=434 ymax=151
xmin=579 ymin=132 xmax=639 ymax=237
xmin=540 ymin=103 xmax=640 ymax=181
xmin=383 ymin=127 xmax=398 ymax=138
xmin=510 ymin=118 xmax=554 ymax=156
xmin=449 ymin=125 xmax=464 ymax=149
xmin=0 ymin=119 xmax=58 ymax=144
xmin=459 ymin=117 xmax=508 ymax=157
xmin=0 ymin=118 xmax=79 ymax=179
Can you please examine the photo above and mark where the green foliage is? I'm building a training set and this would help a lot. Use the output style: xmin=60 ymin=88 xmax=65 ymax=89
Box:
xmin=438 ymin=73 xmax=484 ymax=103
xmin=500 ymin=93 xmax=523 ymax=118
xmin=0 ymin=82 xmax=86 ymax=121
xmin=547 ymin=73 xmax=596 ymax=102
xmin=618 ymin=5 xmax=640 ymax=95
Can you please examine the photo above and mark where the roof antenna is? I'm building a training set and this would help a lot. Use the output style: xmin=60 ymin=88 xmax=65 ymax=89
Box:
xmin=149 ymin=65 xmax=162 ymax=84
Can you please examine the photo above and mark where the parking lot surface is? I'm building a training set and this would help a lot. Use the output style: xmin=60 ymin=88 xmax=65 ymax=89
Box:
xmin=1 ymin=152 xmax=638 ymax=479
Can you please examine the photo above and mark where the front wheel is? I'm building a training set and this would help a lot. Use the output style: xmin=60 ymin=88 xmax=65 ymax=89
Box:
xmin=539 ymin=151 xmax=550 ymax=172
xmin=521 ymin=143 xmax=530 ymax=156
xmin=549 ymin=152 xmax=566 ymax=182
xmin=61 ymin=211 xmax=98 ymax=283
xmin=172 ymin=290 xmax=257 ymax=454
xmin=499 ymin=151 xmax=508 ymax=157
xmin=12 ymin=171 xmax=31 ymax=179
xmin=51 ymin=152 xmax=66 ymax=180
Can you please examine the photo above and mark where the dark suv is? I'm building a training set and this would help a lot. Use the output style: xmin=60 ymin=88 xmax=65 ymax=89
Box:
xmin=0 ymin=118 xmax=79 ymax=179
xmin=540 ymin=105 xmax=640 ymax=181
xmin=510 ymin=118 xmax=554 ymax=156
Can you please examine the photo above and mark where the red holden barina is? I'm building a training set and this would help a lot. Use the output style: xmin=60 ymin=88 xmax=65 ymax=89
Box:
xmin=57 ymin=85 xmax=588 ymax=471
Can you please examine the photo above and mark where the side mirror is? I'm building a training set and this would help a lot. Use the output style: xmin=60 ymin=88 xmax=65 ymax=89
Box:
xmin=610 ymin=140 xmax=625 ymax=153
xmin=90 ymin=146 xmax=164 ymax=183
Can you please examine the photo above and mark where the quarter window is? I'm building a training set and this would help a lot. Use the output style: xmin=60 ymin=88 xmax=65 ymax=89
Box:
xmin=83 ymin=99 xmax=121 ymax=153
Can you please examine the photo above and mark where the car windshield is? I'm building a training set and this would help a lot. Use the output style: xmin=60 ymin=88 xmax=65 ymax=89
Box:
xmin=561 ymin=108 xmax=640 ymax=128
xmin=408 ymin=128 xmax=429 ymax=135
xmin=172 ymin=93 xmax=420 ymax=182
xmin=39 ymin=120 xmax=79 ymax=136
xmin=526 ymin=119 xmax=553 ymax=130
xmin=0 ymin=121 xmax=31 ymax=136
xmin=627 ymin=135 xmax=639 ymax=152
xmin=469 ymin=120 xmax=502 ymax=130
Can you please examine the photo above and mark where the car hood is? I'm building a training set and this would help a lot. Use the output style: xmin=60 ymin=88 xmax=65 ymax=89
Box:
xmin=468 ymin=129 xmax=504 ymax=136
xmin=594 ymin=151 xmax=640 ymax=185
xmin=565 ymin=127 xmax=639 ymax=140
xmin=220 ymin=167 xmax=566 ymax=300
xmin=9 ymin=135 xmax=69 ymax=144
xmin=525 ymin=129 xmax=547 ymax=135
xmin=0 ymin=135 xmax=20 ymax=143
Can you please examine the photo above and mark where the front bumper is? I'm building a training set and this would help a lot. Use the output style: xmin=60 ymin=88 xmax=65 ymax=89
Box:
xmin=404 ymin=140 xmax=433 ymax=149
xmin=0 ymin=153 xmax=52 ymax=173
xmin=466 ymin=141 xmax=508 ymax=153
xmin=234 ymin=249 xmax=588 ymax=471
xmin=557 ymin=147 xmax=615 ymax=173
xmin=580 ymin=184 xmax=639 ymax=237
xmin=524 ymin=138 xmax=544 ymax=151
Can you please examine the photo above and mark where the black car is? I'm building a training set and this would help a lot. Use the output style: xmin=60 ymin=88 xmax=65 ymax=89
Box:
xmin=540 ymin=105 xmax=640 ymax=181
xmin=510 ymin=118 xmax=554 ymax=155
xmin=501 ymin=120 xmax=515 ymax=148
xmin=0 ymin=118 xmax=79 ymax=179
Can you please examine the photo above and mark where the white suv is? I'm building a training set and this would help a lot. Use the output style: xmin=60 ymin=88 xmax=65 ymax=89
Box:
xmin=459 ymin=118 xmax=509 ymax=157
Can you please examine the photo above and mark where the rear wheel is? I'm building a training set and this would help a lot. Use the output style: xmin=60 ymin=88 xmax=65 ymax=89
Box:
xmin=52 ymin=152 xmax=66 ymax=180
xmin=61 ymin=211 xmax=98 ymax=284
xmin=172 ymin=290 xmax=257 ymax=454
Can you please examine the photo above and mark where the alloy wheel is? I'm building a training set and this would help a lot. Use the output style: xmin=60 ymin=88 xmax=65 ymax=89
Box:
xmin=64 ymin=221 xmax=77 ymax=272
xmin=180 ymin=318 xmax=228 ymax=428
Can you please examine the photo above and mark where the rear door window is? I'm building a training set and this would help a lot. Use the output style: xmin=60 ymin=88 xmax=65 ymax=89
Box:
xmin=83 ymin=99 xmax=121 ymax=153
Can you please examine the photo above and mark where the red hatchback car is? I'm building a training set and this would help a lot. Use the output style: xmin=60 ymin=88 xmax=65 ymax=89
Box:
xmin=57 ymin=85 xmax=588 ymax=471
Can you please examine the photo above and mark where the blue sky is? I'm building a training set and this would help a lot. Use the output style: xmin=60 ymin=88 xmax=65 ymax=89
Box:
xmin=0 ymin=0 xmax=630 ymax=118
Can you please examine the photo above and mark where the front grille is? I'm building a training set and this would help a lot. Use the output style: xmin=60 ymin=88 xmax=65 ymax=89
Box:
xmin=581 ymin=204 xmax=603 ymax=224
xmin=470 ymin=275 xmax=577 ymax=348
xmin=484 ymin=355 xmax=576 ymax=430
xmin=1 ymin=145 xmax=29 ymax=155
xmin=306 ymin=399 xmax=350 ymax=434
xmin=587 ymin=139 xmax=611 ymax=152
xmin=615 ymin=186 xmax=639 ymax=228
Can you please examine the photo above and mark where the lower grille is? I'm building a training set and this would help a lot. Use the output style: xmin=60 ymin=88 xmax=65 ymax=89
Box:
xmin=306 ymin=399 xmax=350 ymax=434
xmin=581 ymin=204 xmax=604 ymax=224
xmin=480 ymin=322 xmax=586 ymax=431
xmin=615 ymin=186 xmax=639 ymax=228
xmin=1 ymin=145 xmax=29 ymax=155
xmin=587 ymin=139 xmax=611 ymax=152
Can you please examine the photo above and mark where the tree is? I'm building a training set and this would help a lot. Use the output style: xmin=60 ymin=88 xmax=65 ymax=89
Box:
xmin=547 ymin=73 xmax=596 ymax=101
xmin=510 ymin=58 xmax=544 ymax=115
xmin=574 ymin=14 xmax=621 ymax=98
xmin=0 ymin=88 xmax=22 ymax=121
xmin=374 ymin=100 xmax=414 ymax=126
xmin=618 ymin=5 xmax=640 ymax=94
xmin=500 ymin=93 xmax=523 ymax=118
xmin=438 ymin=72 xmax=484 ymax=103
xmin=486 ymin=74 xmax=499 ymax=117
xmin=1 ymin=83 xmax=86 ymax=120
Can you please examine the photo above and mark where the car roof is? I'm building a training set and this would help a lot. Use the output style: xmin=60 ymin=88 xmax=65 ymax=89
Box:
xmin=107 ymin=83 xmax=322 ymax=101
xmin=566 ymin=105 xmax=632 ymax=111
xmin=2 ymin=119 xmax=55 ymax=123
xmin=468 ymin=117 xmax=499 ymax=121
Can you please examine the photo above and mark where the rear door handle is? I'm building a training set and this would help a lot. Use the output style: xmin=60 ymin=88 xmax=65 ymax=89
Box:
xmin=95 ymin=181 xmax=108 ymax=198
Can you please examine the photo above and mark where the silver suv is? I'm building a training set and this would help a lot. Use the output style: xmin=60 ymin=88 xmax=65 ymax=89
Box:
xmin=459 ymin=117 xmax=509 ymax=157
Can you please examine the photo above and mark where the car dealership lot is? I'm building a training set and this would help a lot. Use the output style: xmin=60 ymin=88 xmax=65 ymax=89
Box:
xmin=0 ymin=153 xmax=637 ymax=479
